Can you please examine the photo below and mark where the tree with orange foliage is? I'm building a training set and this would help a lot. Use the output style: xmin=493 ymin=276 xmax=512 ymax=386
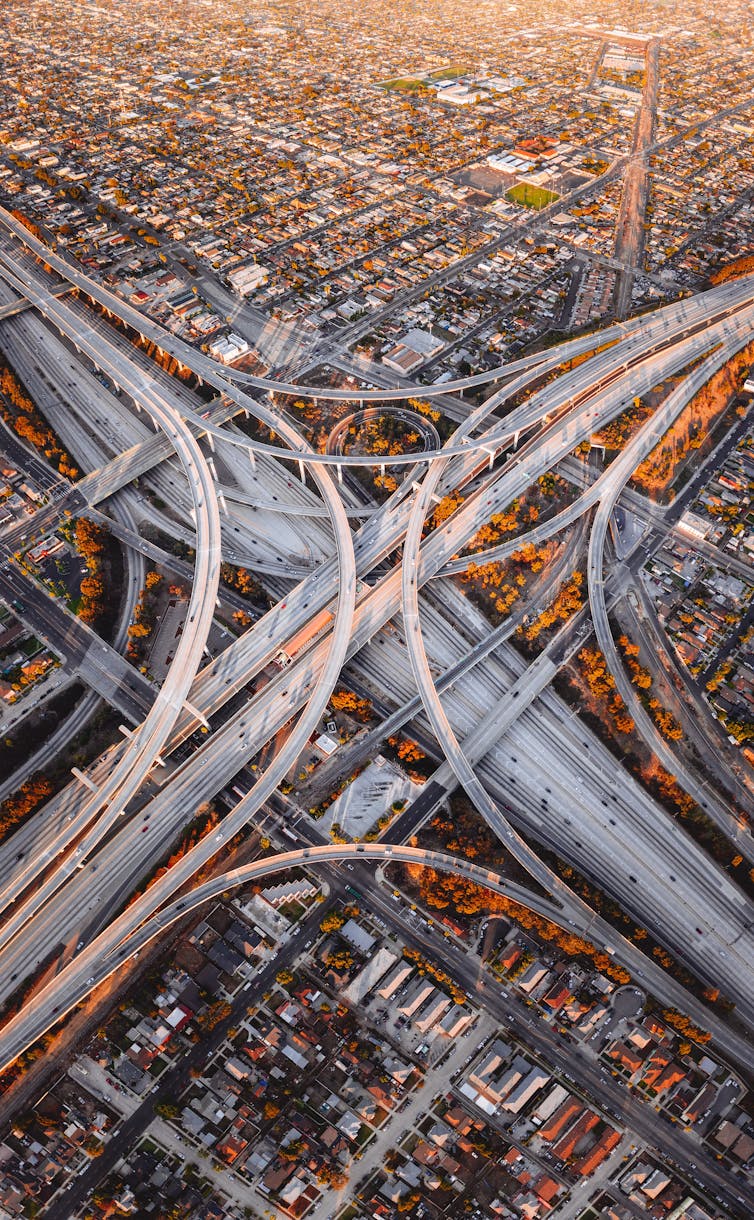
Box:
xmin=408 ymin=868 xmax=630 ymax=983
xmin=521 ymin=572 xmax=583 ymax=642
xmin=710 ymin=255 xmax=754 ymax=284
xmin=388 ymin=735 xmax=425 ymax=764
xmin=510 ymin=541 xmax=550 ymax=571
xmin=0 ymin=774 xmax=53 ymax=840
xmin=662 ymin=1008 xmax=711 ymax=1044
xmin=78 ymin=576 xmax=105 ymax=624
xmin=73 ymin=518 xmax=108 ymax=624
xmin=75 ymin=517 xmax=106 ymax=562
xmin=0 ymin=364 xmax=79 ymax=479
xmin=429 ymin=493 xmax=463 ymax=529
xmin=409 ymin=397 xmax=441 ymax=423
xmin=578 ymin=646 xmax=616 ymax=699
xmin=633 ymin=341 xmax=754 ymax=496
xmin=220 ymin=563 xmax=262 ymax=599
xmin=648 ymin=698 xmax=683 ymax=741
xmin=331 ymin=689 xmax=372 ymax=721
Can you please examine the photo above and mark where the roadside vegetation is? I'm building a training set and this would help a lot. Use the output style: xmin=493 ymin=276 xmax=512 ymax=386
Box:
xmin=0 ymin=360 xmax=79 ymax=479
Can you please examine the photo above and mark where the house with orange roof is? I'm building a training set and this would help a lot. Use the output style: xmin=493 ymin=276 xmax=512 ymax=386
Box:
xmin=650 ymin=1064 xmax=686 ymax=1096
xmin=499 ymin=944 xmax=523 ymax=972
xmin=552 ymin=1111 xmax=599 ymax=1162
xmin=607 ymin=1040 xmax=643 ymax=1074
xmin=574 ymin=1128 xmax=621 ymax=1176
xmin=538 ymin=1099 xmax=582 ymax=1143
xmin=542 ymin=982 xmax=572 ymax=1011
xmin=534 ymin=1176 xmax=561 ymax=1204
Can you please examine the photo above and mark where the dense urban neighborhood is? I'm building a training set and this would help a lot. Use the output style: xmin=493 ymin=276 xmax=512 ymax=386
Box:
xmin=0 ymin=1 xmax=753 ymax=1218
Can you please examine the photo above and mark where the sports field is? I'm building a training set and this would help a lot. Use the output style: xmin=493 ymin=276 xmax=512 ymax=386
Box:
xmin=506 ymin=182 xmax=559 ymax=210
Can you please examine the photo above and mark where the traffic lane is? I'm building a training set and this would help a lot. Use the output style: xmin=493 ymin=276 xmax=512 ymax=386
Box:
xmin=0 ymin=566 xmax=151 ymax=722
xmin=2 ymin=245 xmax=746 ymax=1039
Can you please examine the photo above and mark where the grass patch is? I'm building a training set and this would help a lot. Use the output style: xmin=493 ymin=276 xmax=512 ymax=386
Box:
xmin=428 ymin=65 xmax=467 ymax=80
xmin=279 ymin=899 xmax=306 ymax=924
xmin=380 ymin=77 xmax=430 ymax=93
xmin=18 ymin=636 xmax=42 ymax=658
xmin=337 ymin=1208 xmax=360 ymax=1220
xmin=506 ymin=182 xmax=560 ymax=210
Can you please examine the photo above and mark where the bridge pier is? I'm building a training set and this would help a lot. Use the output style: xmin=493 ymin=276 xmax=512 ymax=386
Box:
xmin=183 ymin=699 xmax=209 ymax=729
xmin=71 ymin=767 xmax=98 ymax=793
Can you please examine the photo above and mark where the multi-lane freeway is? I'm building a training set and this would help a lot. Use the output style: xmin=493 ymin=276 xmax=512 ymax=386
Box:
xmin=0 ymin=210 xmax=753 ymax=1091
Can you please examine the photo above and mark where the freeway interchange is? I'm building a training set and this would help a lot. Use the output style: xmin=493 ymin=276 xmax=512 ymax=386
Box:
xmin=0 ymin=205 xmax=753 ymax=1107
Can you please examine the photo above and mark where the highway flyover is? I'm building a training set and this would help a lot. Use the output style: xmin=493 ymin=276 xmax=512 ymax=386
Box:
xmin=0 ymin=840 xmax=738 ymax=1073
xmin=1 ymin=225 xmax=754 ymax=1074
xmin=0 ymin=256 xmax=224 ymax=937
xmin=586 ymin=328 xmax=754 ymax=855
